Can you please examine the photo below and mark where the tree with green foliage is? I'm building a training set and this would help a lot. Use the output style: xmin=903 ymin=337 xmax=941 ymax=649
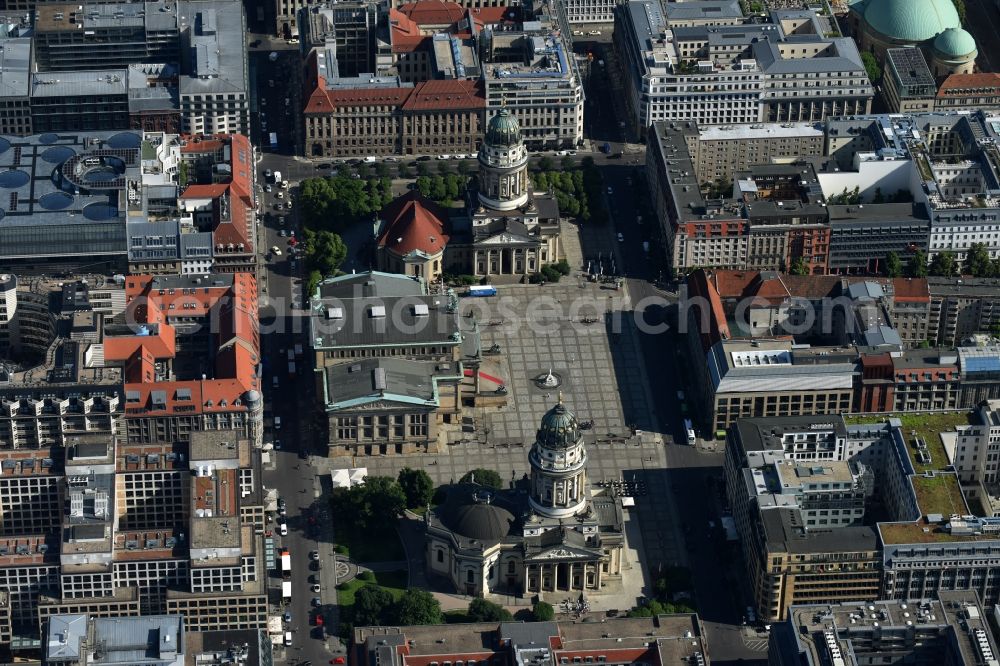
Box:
xmin=416 ymin=176 xmax=432 ymax=197
xmin=553 ymin=260 xmax=572 ymax=276
xmin=457 ymin=160 xmax=470 ymax=177
xmin=376 ymin=162 xmax=391 ymax=178
xmin=930 ymin=251 xmax=958 ymax=277
xmin=884 ymin=251 xmax=903 ymax=278
xmin=331 ymin=476 xmax=406 ymax=531
xmin=306 ymin=270 xmax=323 ymax=299
xmin=532 ymin=602 xmax=554 ymax=621
xmin=467 ymin=598 xmax=513 ymax=622
xmin=965 ymin=242 xmax=993 ymax=277
xmin=301 ymin=228 xmax=347 ymax=277
xmin=459 ymin=468 xmax=504 ymax=489
xmin=540 ymin=265 xmax=563 ymax=282
xmin=789 ymin=257 xmax=810 ymax=276
xmin=397 ymin=467 xmax=434 ymax=509
xmin=907 ymin=249 xmax=928 ymax=277
xmin=398 ymin=163 xmax=411 ymax=179
xmin=953 ymin=0 xmax=967 ymax=23
xmin=537 ymin=156 xmax=554 ymax=172
xmin=561 ymin=156 xmax=575 ymax=171
xmin=352 ymin=585 xmax=395 ymax=626
xmin=437 ymin=160 xmax=452 ymax=176
xmin=416 ymin=161 xmax=432 ymax=177
xmin=861 ymin=51 xmax=881 ymax=84
xmin=391 ymin=589 xmax=443 ymax=626
xmin=431 ymin=175 xmax=447 ymax=201
xmin=626 ymin=599 xmax=695 ymax=618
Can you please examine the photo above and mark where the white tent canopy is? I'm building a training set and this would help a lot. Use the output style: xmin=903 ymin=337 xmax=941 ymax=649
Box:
xmin=331 ymin=467 xmax=369 ymax=489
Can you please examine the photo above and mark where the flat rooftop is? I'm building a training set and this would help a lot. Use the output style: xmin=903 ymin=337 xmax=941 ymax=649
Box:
xmin=697 ymin=122 xmax=823 ymax=142
xmin=310 ymin=294 xmax=462 ymax=350
xmin=763 ymin=507 xmax=878 ymax=554
xmin=0 ymin=37 xmax=30 ymax=99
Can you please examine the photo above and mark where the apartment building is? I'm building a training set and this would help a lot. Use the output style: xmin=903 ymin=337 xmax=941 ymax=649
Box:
xmin=724 ymin=416 xmax=912 ymax=621
xmin=274 ymin=0 xmax=319 ymax=38
xmin=882 ymin=48 xmax=936 ymax=113
xmin=928 ymin=277 xmax=1000 ymax=346
xmin=0 ymin=275 xmax=126 ymax=449
xmin=648 ymin=125 xmax=832 ymax=274
xmin=177 ymin=1 xmax=250 ymax=136
xmin=352 ymin=617 xmax=709 ymax=666
xmin=826 ymin=202 xmax=931 ymax=274
xmin=697 ymin=340 xmax=855 ymax=435
xmin=951 ymin=400 xmax=1000 ymax=509
xmin=615 ymin=4 xmax=872 ymax=136
xmin=769 ymin=592 xmax=1000 ymax=666
xmin=176 ymin=134 xmax=258 ymax=275
xmin=347 ymin=613 xmax=711 ymax=666
xmin=104 ymin=273 xmax=263 ymax=448
xmin=308 ymin=272 xmax=477 ymax=456
xmin=480 ymin=27 xmax=583 ymax=149
xmin=673 ymin=121 xmax=824 ymax=186
xmin=45 ymin=614 xmax=185 ymax=666
xmin=32 ymin=2 xmax=180 ymax=73
xmin=303 ymin=1 xmax=378 ymax=77
xmin=879 ymin=515 xmax=1000 ymax=608
xmin=935 ymin=72 xmax=1000 ymax=112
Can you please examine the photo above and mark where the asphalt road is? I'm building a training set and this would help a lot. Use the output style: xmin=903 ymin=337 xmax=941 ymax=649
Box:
xmin=964 ymin=0 xmax=1000 ymax=73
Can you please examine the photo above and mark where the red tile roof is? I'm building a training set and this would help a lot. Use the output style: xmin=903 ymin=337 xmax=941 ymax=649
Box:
xmin=177 ymin=134 xmax=255 ymax=255
xmin=937 ymin=72 xmax=1000 ymax=96
xmin=891 ymin=277 xmax=930 ymax=302
xmin=377 ymin=190 xmax=450 ymax=257
xmin=397 ymin=0 xmax=467 ymax=26
xmin=109 ymin=275 xmax=260 ymax=415
xmin=389 ymin=8 xmax=427 ymax=52
xmin=403 ymin=79 xmax=484 ymax=111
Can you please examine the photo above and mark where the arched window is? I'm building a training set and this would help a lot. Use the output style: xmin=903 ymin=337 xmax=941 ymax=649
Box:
xmin=437 ymin=549 xmax=444 ymax=563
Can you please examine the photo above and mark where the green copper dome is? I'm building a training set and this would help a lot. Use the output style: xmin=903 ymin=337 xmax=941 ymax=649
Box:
xmin=484 ymin=109 xmax=522 ymax=148
xmin=536 ymin=399 xmax=580 ymax=450
xmin=861 ymin=0 xmax=960 ymax=43
xmin=933 ymin=27 xmax=977 ymax=57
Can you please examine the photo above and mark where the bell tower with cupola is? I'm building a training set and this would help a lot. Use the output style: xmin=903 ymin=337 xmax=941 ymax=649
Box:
xmin=477 ymin=109 xmax=530 ymax=212
xmin=528 ymin=397 xmax=588 ymax=519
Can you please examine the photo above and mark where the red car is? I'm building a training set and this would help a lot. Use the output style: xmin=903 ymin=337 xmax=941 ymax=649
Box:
xmin=313 ymin=615 xmax=324 ymax=627
xmin=330 ymin=658 xmax=345 ymax=664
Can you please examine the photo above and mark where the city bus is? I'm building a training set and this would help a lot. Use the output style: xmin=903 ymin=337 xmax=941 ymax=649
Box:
xmin=467 ymin=285 xmax=497 ymax=297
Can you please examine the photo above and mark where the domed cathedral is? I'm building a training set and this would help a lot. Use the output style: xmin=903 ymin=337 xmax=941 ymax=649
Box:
xmin=425 ymin=398 xmax=625 ymax=599
xmin=848 ymin=0 xmax=977 ymax=77
xmin=442 ymin=109 xmax=562 ymax=279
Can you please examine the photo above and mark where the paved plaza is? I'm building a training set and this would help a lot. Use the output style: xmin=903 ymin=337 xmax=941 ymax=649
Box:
xmin=456 ymin=280 xmax=658 ymax=445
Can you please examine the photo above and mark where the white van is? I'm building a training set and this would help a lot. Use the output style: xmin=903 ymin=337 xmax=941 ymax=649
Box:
xmin=274 ymin=416 xmax=282 ymax=429
xmin=284 ymin=631 xmax=293 ymax=646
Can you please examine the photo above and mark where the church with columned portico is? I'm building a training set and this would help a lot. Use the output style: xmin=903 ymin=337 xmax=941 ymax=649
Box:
xmin=424 ymin=398 xmax=625 ymax=599
xmin=444 ymin=108 xmax=562 ymax=278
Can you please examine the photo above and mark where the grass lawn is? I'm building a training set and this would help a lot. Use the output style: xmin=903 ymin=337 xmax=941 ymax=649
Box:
xmin=335 ymin=524 xmax=406 ymax=563
xmin=845 ymin=411 xmax=974 ymax=472
xmin=911 ymin=473 xmax=968 ymax=516
xmin=336 ymin=570 xmax=408 ymax=608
